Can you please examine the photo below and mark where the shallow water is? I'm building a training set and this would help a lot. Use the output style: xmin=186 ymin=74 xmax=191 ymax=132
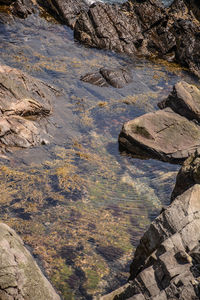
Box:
xmin=0 ymin=7 xmax=198 ymax=300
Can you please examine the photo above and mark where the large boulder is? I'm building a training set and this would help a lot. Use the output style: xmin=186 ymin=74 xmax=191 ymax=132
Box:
xmin=0 ymin=223 xmax=60 ymax=300
xmin=0 ymin=65 xmax=54 ymax=154
xmin=158 ymin=81 xmax=200 ymax=122
xmin=102 ymin=185 xmax=200 ymax=300
xmin=119 ymin=108 xmax=200 ymax=163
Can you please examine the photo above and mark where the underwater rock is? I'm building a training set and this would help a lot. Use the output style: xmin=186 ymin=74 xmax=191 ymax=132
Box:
xmin=158 ymin=81 xmax=200 ymax=122
xmin=0 ymin=64 xmax=54 ymax=153
xmin=81 ymin=67 xmax=132 ymax=88
xmin=119 ymin=108 xmax=200 ymax=163
xmin=171 ymin=150 xmax=200 ymax=201
xmin=0 ymin=223 xmax=60 ymax=300
xmin=74 ymin=0 xmax=200 ymax=78
xmin=103 ymin=185 xmax=200 ymax=300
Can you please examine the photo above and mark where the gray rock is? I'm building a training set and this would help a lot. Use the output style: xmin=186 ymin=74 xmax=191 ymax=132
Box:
xmin=158 ymin=81 xmax=200 ymax=122
xmin=81 ymin=67 xmax=132 ymax=88
xmin=103 ymin=185 xmax=200 ymax=300
xmin=119 ymin=108 xmax=200 ymax=163
xmin=0 ymin=223 xmax=60 ymax=300
xmin=39 ymin=0 xmax=89 ymax=29
xmin=74 ymin=0 xmax=200 ymax=78
xmin=0 ymin=64 xmax=54 ymax=153
xmin=171 ymin=150 xmax=200 ymax=201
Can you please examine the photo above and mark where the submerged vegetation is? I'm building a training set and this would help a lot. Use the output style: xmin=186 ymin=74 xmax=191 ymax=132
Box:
xmin=0 ymin=9 xmax=194 ymax=299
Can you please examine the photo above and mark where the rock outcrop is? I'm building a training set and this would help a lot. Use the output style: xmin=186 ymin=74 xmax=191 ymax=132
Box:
xmin=0 ymin=64 xmax=54 ymax=154
xmin=102 ymin=185 xmax=200 ymax=300
xmin=81 ymin=67 xmax=133 ymax=88
xmin=0 ymin=0 xmax=35 ymax=18
xmin=38 ymin=0 xmax=89 ymax=29
xmin=119 ymin=81 xmax=200 ymax=163
xmin=0 ymin=223 xmax=60 ymax=300
xmin=171 ymin=150 xmax=200 ymax=201
xmin=158 ymin=81 xmax=200 ymax=122
xmin=74 ymin=0 xmax=200 ymax=78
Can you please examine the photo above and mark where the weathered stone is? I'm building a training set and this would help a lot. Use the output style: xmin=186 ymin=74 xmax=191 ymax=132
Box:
xmin=0 ymin=64 xmax=54 ymax=153
xmin=74 ymin=0 xmax=200 ymax=78
xmin=38 ymin=0 xmax=89 ymax=29
xmin=119 ymin=108 xmax=200 ymax=163
xmin=11 ymin=0 xmax=34 ymax=18
xmin=158 ymin=81 xmax=200 ymax=122
xmin=81 ymin=67 xmax=132 ymax=88
xmin=104 ymin=185 xmax=200 ymax=300
xmin=171 ymin=150 xmax=200 ymax=200
xmin=0 ymin=223 xmax=60 ymax=300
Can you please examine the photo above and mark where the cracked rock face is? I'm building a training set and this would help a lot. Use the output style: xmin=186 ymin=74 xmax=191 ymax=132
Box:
xmin=0 ymin=65 xmax=54 ymax=154
xmin=38 ymin=0 xmax=89 ymax=29
xmin=74 ymin=0 xmax=200 ymax=78
xmin=103 ymin=185 xmax=200 ymax=300
xmin=171 ymin=150 xmax=200 ymax=201
xmin=0 ymin=223 xmax=60 ymax=300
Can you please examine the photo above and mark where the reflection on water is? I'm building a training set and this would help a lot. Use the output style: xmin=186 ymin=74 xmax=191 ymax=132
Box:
xmin=0 ymin=10 xmax=198 ymax=300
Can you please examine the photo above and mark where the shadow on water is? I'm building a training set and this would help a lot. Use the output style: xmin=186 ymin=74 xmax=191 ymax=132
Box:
xmin=0 ymin=9 xmax=198 ymax=300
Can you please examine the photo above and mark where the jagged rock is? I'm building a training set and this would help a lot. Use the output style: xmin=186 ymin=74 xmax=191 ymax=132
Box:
xmin=0 ymin=0 xmax=35 ymax=18
xmin=0 ymin=223 xmax=60 ymax=300
xmin=158 ymin=81 xmax=200 ymax=122
xmin=11 ymin=0 xmax=35 ymax=18
xmin=81 ymin=67 xmax=132 ymax=88
xmin=74 ymin=0 xmax=200 ymax=78
xmin=119 ymin=108 xmax=200 ymax=163
xmin=102 ymin=185 xmax=200 ymax=300
xmin=38 ymin=0 xmax=89 ymax=29
xmin=171 ymin=150 xmax=200 ymax=201
xmin=0 ymin=64 xmax=54 ymax=153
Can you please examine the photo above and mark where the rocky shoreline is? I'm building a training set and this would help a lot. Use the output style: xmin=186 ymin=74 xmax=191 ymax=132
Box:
xmin=0 ymin=0 xmax=200 ymax=299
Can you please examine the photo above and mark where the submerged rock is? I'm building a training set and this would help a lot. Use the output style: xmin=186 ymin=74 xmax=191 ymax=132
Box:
xmin=119 ymin=108 xmax=200 ymax=163
xmin=0 ymin=64 xmax=54 ymax=153
xmin=158 ymin=81 xmax=200 ymax=122
xmin=102 ymin=185 xmax=200 ymax=300
xmin=0 ymin=223 xmax=60 ymax=300
xmin=81 ymin=67 xmax=132 ymax=88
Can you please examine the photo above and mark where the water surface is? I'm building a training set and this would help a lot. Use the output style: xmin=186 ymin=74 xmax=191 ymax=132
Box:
xmin=0 ymin=7 xmax=198 ymax=300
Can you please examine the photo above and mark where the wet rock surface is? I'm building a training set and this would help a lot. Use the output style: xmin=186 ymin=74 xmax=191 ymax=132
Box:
xmin=0 ymin=222 xmax=60 ymax=300
xmin=0 ymin=64 xmax=54 ymax=154
xmin=119 ymin=81 xmax=200 ymax=163
xmin=81 ymin=67 xmax=133 ymax=88
xmin=102 ymin=185 xmax=200 ymax=300
xmin=74 ymin=0 xmax=200 ymax=78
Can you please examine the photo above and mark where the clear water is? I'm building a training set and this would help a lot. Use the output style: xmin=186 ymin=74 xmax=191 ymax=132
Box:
xmin=0 ymin=4 xmax=197 ymax=300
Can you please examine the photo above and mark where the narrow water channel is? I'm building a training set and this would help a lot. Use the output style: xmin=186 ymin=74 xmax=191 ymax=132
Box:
xmin=0 ymin=8 xmax=198 ymax=300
